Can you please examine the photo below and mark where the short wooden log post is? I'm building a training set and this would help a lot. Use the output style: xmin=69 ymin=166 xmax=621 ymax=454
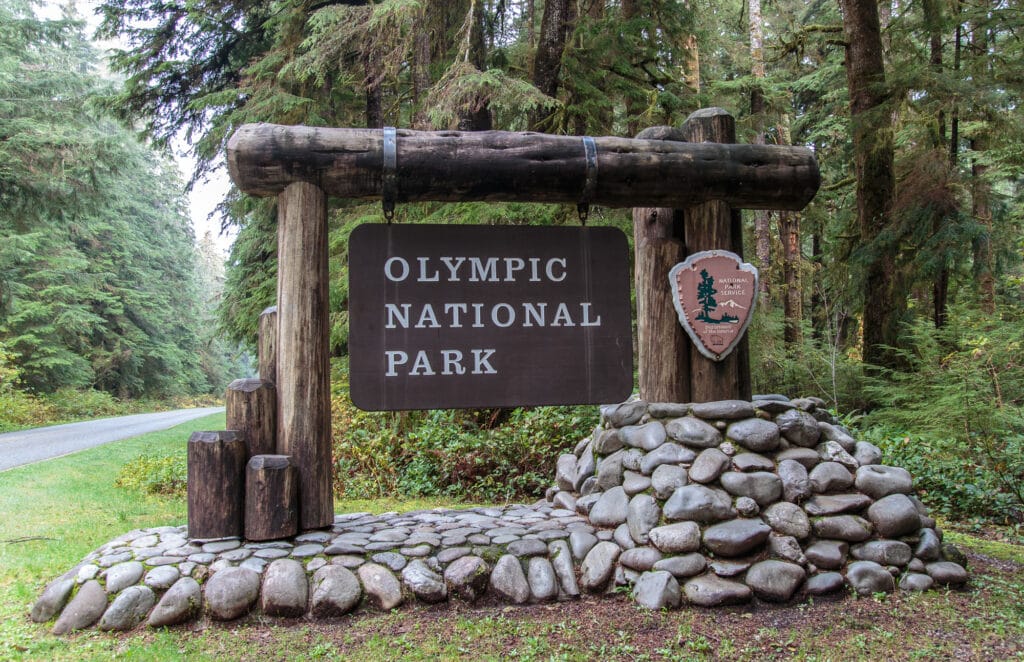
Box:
xmin=226 ymin=378 xmax=277 ymax=458
xmin=276 ymin=181 xmax=334 ymax=530
xmin=681 ymin=108 xmax=752 ymax=402
xmin=245 ymin=455 xmax=298 ymax=541
xmin=633 ymin=126 xmax=689 ymax=403
xmin=258 ymin=305 xmax=278 ymax=385
xmin=187 ymin=431 xmax=246 ymax=539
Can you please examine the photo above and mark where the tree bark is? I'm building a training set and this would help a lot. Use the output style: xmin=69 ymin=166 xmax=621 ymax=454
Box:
xmin=458 ymin=0 xmax=492 ymax=131
xmin=780 ymin=212 xmax=803 ymax=346
xmin=258 ymin=305 xmax=278 ymax=385
xmin=972 ymin=137 xmax=995 ymax=314
xmin=245 ymin=454 xmax=298 ymax=541
xmin=750 ymin=0 xmax=771 ymax=297
xmin=530 ymin=0 xmax=574 ymax=129
xmin=412 ymin=26 xmax=433 ymax=129
xmin=187 ymin=431 xmax=246 ymax=539
xmin=226 ymin=377 xmax=277 ymax=458
xmin=364 ymin=53 xmax=384 ymax=129
xmin=276 ymin=182 xmax=333 ymax=530
xmin=228 ymin=125 xmax=820 ymax=210
xmin=839 ymin=0 xmax=898 ymax=370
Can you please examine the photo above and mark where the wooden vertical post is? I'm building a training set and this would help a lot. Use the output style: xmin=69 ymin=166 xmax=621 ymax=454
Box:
xmin=226 ymin=377 xmax=277 ymax=457
xmin=680 ymin=108 xmax=752 ymax=402
xmin=245 ymin=455 xmax=298 ymax=541
xmin=258 ymin=305 xmax=278 ymax=386
xmin=187 ymin=431 xmax=247 ymax=539
xmin=276 ymin=181 xmax=334 ymax=530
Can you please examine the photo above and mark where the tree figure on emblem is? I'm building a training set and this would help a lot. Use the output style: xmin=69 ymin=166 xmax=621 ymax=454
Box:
xmin=696 ymin=269 xmax=739 ymax=324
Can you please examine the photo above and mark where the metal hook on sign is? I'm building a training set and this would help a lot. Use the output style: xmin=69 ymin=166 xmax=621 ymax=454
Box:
xmin=382 ymin=126 xmax=397 ymax=222
xmin=578 ymin=136 xmax=598 ymax=225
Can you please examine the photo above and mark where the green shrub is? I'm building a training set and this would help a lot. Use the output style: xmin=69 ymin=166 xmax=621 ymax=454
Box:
xmin=115 ymin=454 xmax=188 ymax=496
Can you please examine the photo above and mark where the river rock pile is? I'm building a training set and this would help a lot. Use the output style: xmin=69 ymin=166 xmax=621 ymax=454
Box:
xmin=32 ymin=396 xmax=969 ymax=633
xmin=548 ymin=396 xmax=969 ymax=608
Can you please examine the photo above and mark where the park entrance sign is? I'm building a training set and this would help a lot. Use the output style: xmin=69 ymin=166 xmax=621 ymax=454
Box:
xmin=348 ymin=224 xmax=632 ymax=410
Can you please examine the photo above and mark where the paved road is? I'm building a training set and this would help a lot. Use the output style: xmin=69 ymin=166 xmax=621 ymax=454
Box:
xmin=0 ymin=407 xmax=225 ymax=472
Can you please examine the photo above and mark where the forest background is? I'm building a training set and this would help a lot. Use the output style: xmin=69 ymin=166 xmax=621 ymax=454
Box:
xmin=1 ymin=0 xmax=1022 ymax=528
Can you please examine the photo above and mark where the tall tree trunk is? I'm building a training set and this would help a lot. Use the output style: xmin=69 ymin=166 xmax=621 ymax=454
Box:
xmin=777 ymin=115 xmax=802 ymax=346
xmin=531 ymin=0 xmax=573 ymax=129
xmin=810 ymin=222 xmax=825 ymax=342
xmin=412 ymin=25 xmax=433 ymax=129
xmin=924 ymin=0 xmax=949 ymax=328
xmin=972 ymin=137 xmax=994 ymax=314
xmin=750 ymin=0 xmax=771 ymax=297
xmin=459 ymin=0 xmax=493 ymax=131
xmin=839 ymin=0 xmax=899 ymax=370
xmin=365 ymin=53 xmax=383 ymax=128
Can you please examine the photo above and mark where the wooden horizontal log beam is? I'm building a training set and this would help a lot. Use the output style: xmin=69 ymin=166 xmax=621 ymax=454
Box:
xmin=227 ymin=124 xmax=820 ymax=211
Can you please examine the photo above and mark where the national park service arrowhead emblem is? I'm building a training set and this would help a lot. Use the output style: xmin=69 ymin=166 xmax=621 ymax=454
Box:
xmin=669 ymin=251 xmax=759 ymax=361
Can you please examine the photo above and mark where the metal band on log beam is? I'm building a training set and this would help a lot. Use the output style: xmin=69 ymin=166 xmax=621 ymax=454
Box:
xmin=228 ymin=124 xmax=819 ymax=210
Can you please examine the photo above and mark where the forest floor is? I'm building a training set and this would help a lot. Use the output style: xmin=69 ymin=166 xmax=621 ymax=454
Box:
xmin=1 ymin=413 xmax=1021 ymax=661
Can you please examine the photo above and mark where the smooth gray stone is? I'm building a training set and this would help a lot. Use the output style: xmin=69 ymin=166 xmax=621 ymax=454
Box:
xmin=817 ymin=441 xmax=858 ymax=470
xmin=702 ymin=519 xmax=772 ymax=557
xmin=311 ymin=565 xmax=362 ymax=616
xmin=205 ymin=567 xmax=260 ymax=621
xmin=613 ymin=523 xmax=636 ymax=550
xmin=683 ymin=574 xmax=752 ymax=606
xmin=775 ymin=409 xmax=822 ymax=447
xmin=589 ymin=486 xmax=629 ymax=527
xmin=908 ymin=558 xmax=926 ymax=573
xmin=805 ymin=572 xmax=845 ymax=595
xmin=573 ymin=443 xmax=596 ymax=492
xmin=809 ymin=462 xmax=854 ymax=493
xmin=619 ymin=546 xmax=663 ymax=571
xmin=358 ymin=563 xmax=402 ymax=610
xmin=941 ymin=543 xmax=968 ymax=567
xmin=507 ymin=538 xmax=548 ymax=557
xmin=295 ymin=531 xmax=333 ymax=543
xmin=648 ymin=402 xmax=690 ymax=418
xmin=726 ymin=418 xmax=781 ymax=453
xmin=745 ymin=560 xmax=805 ymax=602
xmin=98 ymin=552 xmax=132 ymax=567
xmin=915 ymin=528 xmax=942 ymax=561
xmin=621 ymin=448 xmax=644 ymax=472
xmin=851 ymin=540 xmax=912 ymax=567
xmin=622 ymin=471 xmax=652 ymax=496
xmin=633 ymin=571 xmax=681 ymax=610
xmin=576 ymin=493 xmax=600 ymax=516
xmin=818 ymin=422 xmax=856 ymax=451
xmin=202 ymin=540 xmax=241 ymax=554
xmin=648 ymin=522 xmax=701 ymax=553
xmin=579 ymin=541 xmax=621 ymax=592
xmin=778 ymin=459 xmax=812 ymax=503
xmin=147 ymin=577 xmax=201 ymax=627
xmin=552 ymin=491 xmax=577 ymax=512
xmin=653 ymin=553 xmax=706 ymax=578
xmin=768 ymin=534 xmax=806 ymax=564
xmin=99 ymin=585 xmax=155 ymax=631
xmin=605 ymin=400 xmax=647 ymax=427
xmin=31 ymin=575 xmax=75 ymax=623
xmin=254 ymin=548 xmax=291 ymax=560
xmin=855 ymin=465 xmax=913 ymax=499
xmin=720 ymin=471 xmax=782 ymax=506
xmin=437 ymin=547 xmax=472 ymax=564
xmin=640 ymin=443 xmax=696 ymax=475
xmin=804 ymin=540 xmax=848 ymax=570
xmin=763 ymin=502 xmax=811 ymax=539
xmin=595 ymin=450 xmax=625 ymax=491
xmin=900 ymin=573 xmax=935 ymax=591
xmin=489 ymin=554 xmax=530 ymax=604
xmin=527 ymin=557 xmax=558 ymax=602
xmin=77 ymin=565 xmax=100 ymax=582
xmin=688 ymin=448 xmax=731 ymax=484
xmin=261 ymin=559 xmax=309 ymax=617
xmin=804 ymin=493 xmax=873 ymax=516
xmin=491 ymin=534 xmax=521 ymax=545
xmin=812 ymin=515 xmax=873 ymax=542
xmin=444 ymin=555 xmax=490 ymax=601
xmin=291 ymin=544 xmax=325 ymax=558
xmin=548 ymin=540 xmax=580 ymax=598
xmin=665 ymin=416 xmax=723 ymax=448
xmin=710 ymin=560 xmax=752 ymax=577
xmin=753 ymin=393 xmax=791 ymax=402
xmin=776 ymin=447 xmax=821 ymax=470
xmin=926 ymin=561 xmax=968 ymax=586
xmin=690 ymin=400 xmax=756 ymax=420
xmin=652 ymin=464 xmax=688 ymax=499
xmin=325 ymin=542 xmax=364 ymax=555
xmin=402 ymin=559 xmax=446 ymax=603
xmin=556 ymin=454 xmax=578 ymax=491
xmin=144 ymin=566 xmax=180 ymax=590
xmin=735 ymin=496 xmax=759 ymax=517
xmin=146 ymin=556 xmax=180 ymax=567
xmin=846 ymin=560 xmax=894 ymax=595
xmin=732 ymin=453 xmax=774 ymax=472
xmin=220 ymin=548 xmax=252 ymax=562
xmin=592 ymin=429 xmax=624 ymax=455
xmin=371 ymin=552 xmax=407 ymax=572
xmin=754 ymin=399 xmax=796 ymax=414
xmin=620 ymin=422 xmax=667 ymax=451
xmin=105 ymin=561 xmax=145 ymax=594
xmin=569 ymin=531 xmax=598 ymax=561
xmin=853 ymin=441 xmax=883 ymax=466
xmin=627 ymin=494 xmax=661 ymax=545
xmin=867 ymin=494 xmax=921 ymax=538
xmin=663 ymin=485 xmax=735 ymax=523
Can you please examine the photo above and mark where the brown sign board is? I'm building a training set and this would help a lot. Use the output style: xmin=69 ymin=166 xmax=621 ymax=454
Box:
xmin=669 ymin=251 xmax=758 ymax=361
xmin=348 ymin=224 xmax=633 ymax=411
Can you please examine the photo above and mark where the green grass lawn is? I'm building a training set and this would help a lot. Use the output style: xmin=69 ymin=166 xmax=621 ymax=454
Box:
xmin=1 ymin=414 xmax=1022 ymax=661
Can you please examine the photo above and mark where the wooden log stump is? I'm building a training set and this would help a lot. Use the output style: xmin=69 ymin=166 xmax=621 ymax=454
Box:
xmin=245 ymin=455 xmax=298 ymax=541
xmin=187 ymin=431 xmax=246 ymax=539
xmin=226 ymin=378 xmax=277 ymax=458
xmin=258 ymin=305 xmax=278 ymax=385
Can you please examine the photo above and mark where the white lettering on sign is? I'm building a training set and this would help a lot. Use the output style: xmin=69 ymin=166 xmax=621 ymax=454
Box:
xmin=380 ymin=252 xmax=602 ymax=377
